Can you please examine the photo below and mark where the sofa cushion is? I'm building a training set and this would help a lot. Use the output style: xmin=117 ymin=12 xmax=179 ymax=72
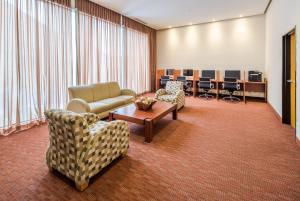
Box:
xmin=108 ymin=82 xmax=121 ymax=98
xmin=89 ymin=101 xmax=111 ymax=114
xmin=116 ymin=95 xmax=135 ymax=104
xmin=68 ymin=85 xmax=94 ymax=103
xmin=98 ymin=97 xmax=125 ymax=109
xmin=92 ymin=83 xmax=110 ymax=101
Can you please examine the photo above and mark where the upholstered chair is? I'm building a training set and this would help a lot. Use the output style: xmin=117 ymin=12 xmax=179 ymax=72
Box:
xmin=155 ymin=81 xmax=185 ymax=110
xmin=44 ymin=110 xmax=130 ymax=191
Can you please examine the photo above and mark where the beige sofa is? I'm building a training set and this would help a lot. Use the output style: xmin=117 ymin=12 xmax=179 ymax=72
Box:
xmin=67 ymin=82 xmax=136 ymax=119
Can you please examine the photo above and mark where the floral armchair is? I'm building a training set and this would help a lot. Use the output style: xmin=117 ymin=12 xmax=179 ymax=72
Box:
xmin=155 ymin=81 xmax=185 ymax=110
xmin=44 ymin=110 xmax=130 ymax=191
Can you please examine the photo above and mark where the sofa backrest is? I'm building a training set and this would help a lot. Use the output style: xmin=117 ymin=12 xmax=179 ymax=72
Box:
xmin=69 ymin=82 xmax=121 ymax=102
xmin=107 ymin=82 xmax=121 ymax=98
xmin=69 ymin=85 xmax=94 ymax=103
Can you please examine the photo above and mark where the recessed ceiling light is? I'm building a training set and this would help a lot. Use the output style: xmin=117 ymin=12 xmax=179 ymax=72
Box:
xmin=239 ymin=14 xmax=243 ymax=17
xmin=168 ymin=26 xmax=172 ymax=29
xmin=212 ymin=18 xmax=216 ymax=22
xmin=189 ymin=23 xmax=193 ymax=26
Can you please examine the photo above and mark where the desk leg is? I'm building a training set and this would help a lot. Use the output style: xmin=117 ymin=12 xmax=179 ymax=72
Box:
xmin=243 ymin=82 xmax=246 ymax=103
xmin=172 ymin=108 xmax=177 ymax=120
xmin=109 ymin=113 xmax=113 ymax=121
xmin=145 ymin=119 xmax=153 ymax=143
xmin=216 ymin=82 xmax=219 ymax=100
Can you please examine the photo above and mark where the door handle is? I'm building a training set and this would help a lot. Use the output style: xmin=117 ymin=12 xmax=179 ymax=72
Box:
xmin=287 ymin=80 xmax=295 ymax=83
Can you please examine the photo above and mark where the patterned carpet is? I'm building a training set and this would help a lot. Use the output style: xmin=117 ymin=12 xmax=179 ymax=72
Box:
xmin=1 ymin=97 xmax=300 ymax=201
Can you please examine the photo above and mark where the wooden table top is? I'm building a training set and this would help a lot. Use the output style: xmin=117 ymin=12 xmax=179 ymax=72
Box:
xmin=110 ymin=101 xmax=176 ymax=122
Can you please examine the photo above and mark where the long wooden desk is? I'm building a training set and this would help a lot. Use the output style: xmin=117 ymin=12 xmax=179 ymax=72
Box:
xmin=194 ymin=80 xmax=267 ymax=103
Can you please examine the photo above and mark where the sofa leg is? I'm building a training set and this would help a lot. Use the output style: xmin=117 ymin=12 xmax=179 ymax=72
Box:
xmin=122 ymin=150 xmax=128 ymax=157
xmin=76 ymin=181 xmax=89 ymax=192
xmin=48 ymin=166 xmax=54 ymax=173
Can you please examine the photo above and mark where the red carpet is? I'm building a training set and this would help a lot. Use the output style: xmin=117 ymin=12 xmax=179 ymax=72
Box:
xmin=1 ymin=98 xmax=300 ymax=201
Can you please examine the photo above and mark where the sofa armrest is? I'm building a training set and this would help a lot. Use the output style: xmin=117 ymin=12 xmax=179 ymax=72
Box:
xmin=67 ymin=98 xmax=91 ymax=113
xmin=155 ymin=89 xmax=167 ymax=98
xmin=121 ymin=88 xmax=137 ymax=98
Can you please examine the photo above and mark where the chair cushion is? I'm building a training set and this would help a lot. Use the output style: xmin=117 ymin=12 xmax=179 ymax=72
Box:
xmin=89 ymin=121 xmax=109 ymax=135
xmin=68 ymin=85 xmax=94 ymax=103
xmin=89 ymin=101 xmax=111 ymax=114
xmin=157 ymin=94 xmax=176 ymax=102
xmin=92 ymin=83 xmax=110 ymax=101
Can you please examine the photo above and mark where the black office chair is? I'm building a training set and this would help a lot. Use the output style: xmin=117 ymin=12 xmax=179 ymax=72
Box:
xmin=198 ymin=77 xmax=214 ymax=99
xmin=177 ymin=76 xmax=192 ymax=96
xmin=160 ymin=76 xmax=170 ymax=88
xmin=222 ymin=77 xmax=240 ymax=102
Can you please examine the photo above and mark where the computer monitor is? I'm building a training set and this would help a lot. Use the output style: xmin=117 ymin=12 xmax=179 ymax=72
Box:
xmin=183 ymin=69 xmax=193 ymax=76
xmin=166 ymin=69 xmax=174 ymax=75
xmin=225 ymin=70 xmax=241 ymax=80
xmin=161 ymin=76 xmax=170 ymax=80
xmin=202 ymin=70 xmax=215 ymax=79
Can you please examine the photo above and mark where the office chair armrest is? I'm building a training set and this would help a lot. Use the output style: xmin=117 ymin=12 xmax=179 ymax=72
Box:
xmin=121 ymin=89 xmax=137 ymax=98
xmin=155 ymin=89 xmax=167 ymax=98
xmin=67 ymin=98 xmax=91 ymax=113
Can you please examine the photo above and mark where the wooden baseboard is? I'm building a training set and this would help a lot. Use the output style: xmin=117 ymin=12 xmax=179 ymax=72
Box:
xmin=268 ymin=102 xmax=282 ymax=121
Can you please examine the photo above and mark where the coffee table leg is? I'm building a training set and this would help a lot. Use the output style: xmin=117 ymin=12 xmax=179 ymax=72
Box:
xmin=109 ymin=113 xmax=113 ymax=121
xmin=145 ymin=119 xmax=153 ymax=143
xmin=172 ymin=108 xmax=177 ymax=120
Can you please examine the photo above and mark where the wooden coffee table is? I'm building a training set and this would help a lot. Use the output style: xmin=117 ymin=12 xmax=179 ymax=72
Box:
xmin=109 ymin=101 xmax=177 ymax=143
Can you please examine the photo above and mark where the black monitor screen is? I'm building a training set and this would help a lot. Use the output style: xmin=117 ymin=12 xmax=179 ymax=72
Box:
xmin=177 ymin=76 xmax=186 ymax=81
xmin=202 ymin=70 xmax=215 ymax=79
xmin=183 ymin=69 xmax=194 ymax=76
xmin=225 ymin=70 xmax=241 ymax=80
xmin=166 ymin=69 xmax=174 ymax=75
xmin=161 ymin=76 xmax=170 ymax=80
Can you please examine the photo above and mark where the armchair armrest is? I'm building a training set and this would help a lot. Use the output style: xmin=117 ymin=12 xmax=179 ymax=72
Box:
xmin=175 ymin=90 xmax=185 ymax=99
xmin=121 ymin=89 xmax=137 ymax=98
xmin=77 ymin=120 xmax=130 ymax=181
xmin=155 ymin=89 xmax=167 ymax=98
xmin=67 ymin=98 xmax=91 ymax=113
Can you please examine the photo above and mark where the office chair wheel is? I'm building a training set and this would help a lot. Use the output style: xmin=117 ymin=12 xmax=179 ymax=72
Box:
xmin=199 ymin=93 xmax=213 ymax=100
xmin=184 ymin=90 xmax=193 ymax=96
xmin=222 ymin=95 xmax=240 ymax=102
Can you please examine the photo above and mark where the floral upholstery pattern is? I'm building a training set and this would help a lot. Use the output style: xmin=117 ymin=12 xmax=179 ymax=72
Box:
xmin=155 ymin=81 xmax=185 ymax=110
xmin=44 ymin=109 xmax=130 ymax=191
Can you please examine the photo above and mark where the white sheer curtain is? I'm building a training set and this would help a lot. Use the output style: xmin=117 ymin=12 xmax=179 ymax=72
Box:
xmin=125 ymin=28 xmax=150 ymax=94
xmin=0 ymin=0 xmax=73 ymax=136
xmin=77 ymin=12 xmax=122 ymax=85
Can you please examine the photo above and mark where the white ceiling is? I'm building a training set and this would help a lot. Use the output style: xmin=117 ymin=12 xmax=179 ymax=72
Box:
xmin=91 ymin=0 xmax=270 ymax=30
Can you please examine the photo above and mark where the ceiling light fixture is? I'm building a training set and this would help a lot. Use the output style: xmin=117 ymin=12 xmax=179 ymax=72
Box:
xmin=212 ymin=18 xmax=216 ymax=22
xmin=168 ymin=26 xmax=172 ymax=29
xmin=189 ymin=23 xmax=193 ymax=26
xmin=239 ymin=14 xmax=243 ymax=18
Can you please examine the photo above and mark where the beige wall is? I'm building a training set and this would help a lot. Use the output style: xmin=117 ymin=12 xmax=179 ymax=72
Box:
xmin=157 ymin=15 xmax=265 ymax=74
xmin=265 ymin=0 xmax=300 ymax=139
